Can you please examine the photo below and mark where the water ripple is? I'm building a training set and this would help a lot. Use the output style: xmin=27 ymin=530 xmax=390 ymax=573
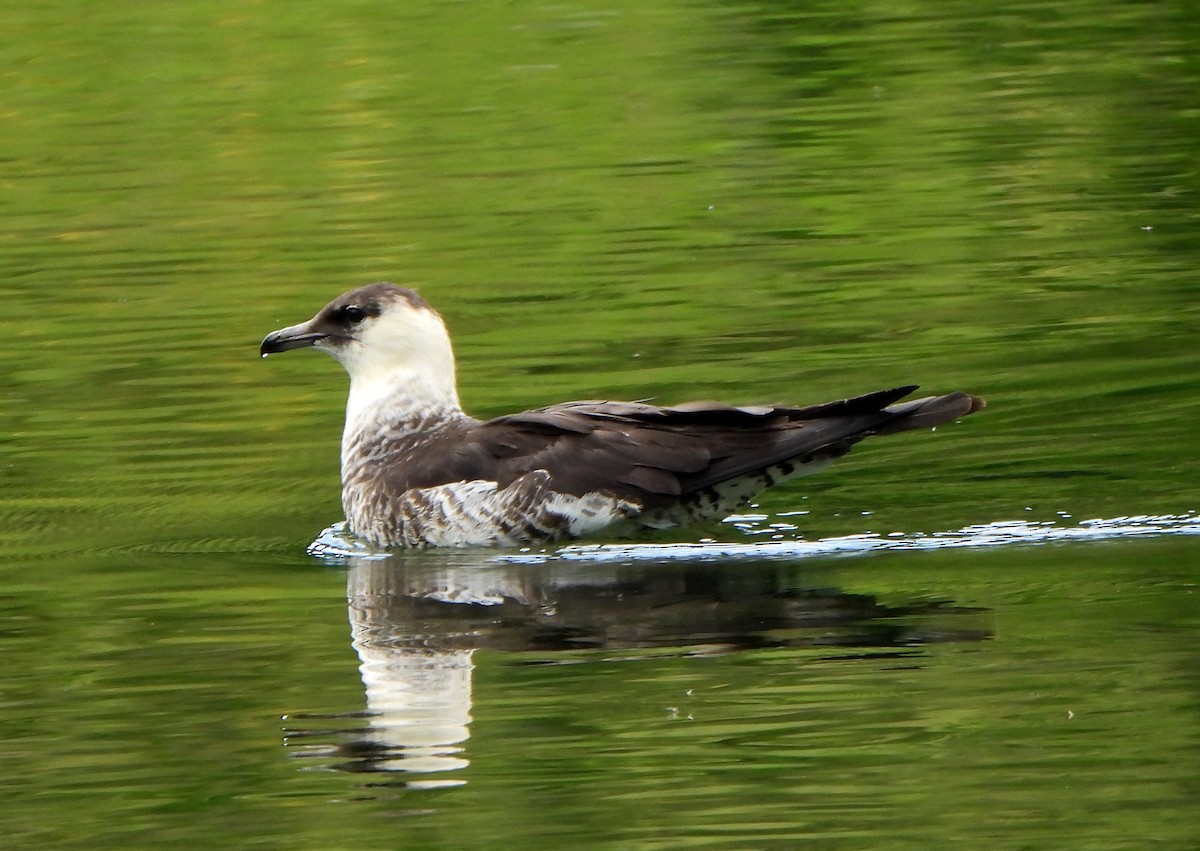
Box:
xmin=309 ymin=511 xmax=1200 ymax=564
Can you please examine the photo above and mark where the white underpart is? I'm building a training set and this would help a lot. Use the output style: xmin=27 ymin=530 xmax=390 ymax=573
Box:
xmin=546 ymin=488 xmax=641 ymax=536
xmin=357 ymin=476 xmax=639 ymax=549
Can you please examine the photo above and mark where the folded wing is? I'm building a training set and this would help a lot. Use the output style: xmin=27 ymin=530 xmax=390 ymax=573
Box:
xmin=383 ymin=386 xmax=983 ymax=512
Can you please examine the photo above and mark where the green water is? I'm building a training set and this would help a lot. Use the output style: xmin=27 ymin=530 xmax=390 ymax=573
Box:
xmin=3 ymin=0 xmax=1198 ymax=848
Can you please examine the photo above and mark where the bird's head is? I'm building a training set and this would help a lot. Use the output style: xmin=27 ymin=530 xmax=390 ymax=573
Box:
xmin=261 ymin=283 xmax=460 ymax=413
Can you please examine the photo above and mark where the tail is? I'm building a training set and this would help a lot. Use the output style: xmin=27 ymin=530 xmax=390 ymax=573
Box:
xmin=676 ymin=386 xmax=984 ymax=493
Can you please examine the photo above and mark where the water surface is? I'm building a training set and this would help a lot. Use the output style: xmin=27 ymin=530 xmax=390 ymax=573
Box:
xmin=2 ymin=0 xmax=1198 ymax=848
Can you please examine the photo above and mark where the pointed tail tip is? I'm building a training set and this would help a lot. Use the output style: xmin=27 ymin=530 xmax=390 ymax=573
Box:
xmin=877 ymin=390 xmax=986 ymax=435
xmin=956 ymin=392 xmax=986 ymax=415
xmin=894 ymin=387 xmax=986 ymax=418
xmin=940 ymin=391 xmax=987 ymax=421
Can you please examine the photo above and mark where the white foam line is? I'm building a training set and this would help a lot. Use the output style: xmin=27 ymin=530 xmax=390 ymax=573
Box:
xmin=309 ymin=512 xmax=1200 ymax=564
xmin=497 ymin=512 xmax=1200 ymax=565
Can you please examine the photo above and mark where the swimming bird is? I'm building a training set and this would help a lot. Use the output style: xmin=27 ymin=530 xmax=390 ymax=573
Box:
xmin=261 ymin=283 xmax=984 ymax=548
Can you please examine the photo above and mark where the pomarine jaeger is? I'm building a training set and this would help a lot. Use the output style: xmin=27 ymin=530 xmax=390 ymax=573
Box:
xmin=261 ymin=283 xmax=984 ymax=549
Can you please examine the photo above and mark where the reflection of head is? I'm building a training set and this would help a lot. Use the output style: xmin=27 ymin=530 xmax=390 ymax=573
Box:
xmin=346 ymin=560 xmax=495 ymax=780
xmin=351 ymin=638 xmax=473 ymax=777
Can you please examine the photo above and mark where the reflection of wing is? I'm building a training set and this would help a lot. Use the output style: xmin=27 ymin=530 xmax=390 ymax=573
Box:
xmin=346 ymin=551 xmax=992 ymax=656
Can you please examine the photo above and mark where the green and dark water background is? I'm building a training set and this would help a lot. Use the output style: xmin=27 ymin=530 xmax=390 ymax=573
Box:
xmin=3 ymin=1 xmax=1199 ymax=848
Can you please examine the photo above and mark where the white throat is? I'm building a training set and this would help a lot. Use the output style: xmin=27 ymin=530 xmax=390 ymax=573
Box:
xmin=345 ymin=361 xmax=461 ymax=429
xmin=334 ymin=305 xmax=465 ymax=446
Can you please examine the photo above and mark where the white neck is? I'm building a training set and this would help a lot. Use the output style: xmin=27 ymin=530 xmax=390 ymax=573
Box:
xmin=341 ymin=372 xmax=463 ymax=493
xmin=344 ymin=365 xmax=462 ymax=435
xmin=331 ymin=303 xmax=466 ymax=449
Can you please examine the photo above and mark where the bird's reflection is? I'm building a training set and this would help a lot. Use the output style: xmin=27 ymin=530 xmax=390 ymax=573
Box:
xmin=285 ymin=550 xmax=990 ymax=784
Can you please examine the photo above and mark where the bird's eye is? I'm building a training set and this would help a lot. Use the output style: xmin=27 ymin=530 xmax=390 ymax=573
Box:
xmin=342 ymin=305 xmax=366 ymax=323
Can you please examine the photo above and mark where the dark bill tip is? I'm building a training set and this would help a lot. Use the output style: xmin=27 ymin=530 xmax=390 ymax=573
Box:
xmin=259 ymin=329 xmax=327 ymax=358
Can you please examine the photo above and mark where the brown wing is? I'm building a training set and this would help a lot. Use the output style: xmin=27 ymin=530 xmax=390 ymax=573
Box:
xmin=386 ymin=386 xmax=982 ymax=509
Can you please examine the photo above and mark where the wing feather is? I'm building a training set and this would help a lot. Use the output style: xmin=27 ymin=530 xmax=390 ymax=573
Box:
xmin=380 ymin=387 xmax=983 ymax=509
